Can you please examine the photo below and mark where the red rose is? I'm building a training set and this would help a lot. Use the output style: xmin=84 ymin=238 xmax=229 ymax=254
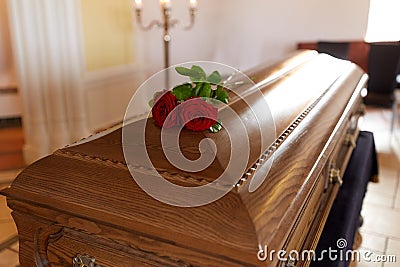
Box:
xmin=179 ymin=98 xmax=218 ymax=131
xmin=152 ymin=91 xmax=180 ymax=128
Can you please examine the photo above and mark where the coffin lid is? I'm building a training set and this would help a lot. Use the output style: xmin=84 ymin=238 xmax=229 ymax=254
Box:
xmin=3 ymin=50 xmax=366 ymax=266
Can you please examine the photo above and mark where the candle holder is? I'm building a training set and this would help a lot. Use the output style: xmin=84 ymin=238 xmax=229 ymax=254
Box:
xmin=134 ymin=0 xmax=197 ymax=70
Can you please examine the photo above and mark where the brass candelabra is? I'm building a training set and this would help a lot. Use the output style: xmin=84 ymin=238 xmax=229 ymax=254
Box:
xmin=134 ymin=0 xmax=197 ymax=70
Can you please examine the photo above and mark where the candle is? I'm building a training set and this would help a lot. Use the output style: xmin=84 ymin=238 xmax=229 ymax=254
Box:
xmin=160 ymin=0 xmax=171 ymax=9
xmin=190 ymin=0 xmax=197 ymax=9
xmin=135 ymin=0 xmax=142 ymax=10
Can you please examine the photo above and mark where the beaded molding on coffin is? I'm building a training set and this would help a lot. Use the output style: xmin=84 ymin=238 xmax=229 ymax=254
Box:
xmin=235 ymin=86 xmax=332 ymax=189
xmin=59 ymin=89 xmax=334 ymax=189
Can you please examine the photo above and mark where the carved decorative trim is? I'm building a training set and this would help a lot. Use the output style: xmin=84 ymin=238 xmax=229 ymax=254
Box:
xmin=235 ymin=82 xmax=334 ymax=189
xmin=236 ymin=70 xmax=368 ymax=190
xmin=34 ymin=226 xmax=64 ymax=267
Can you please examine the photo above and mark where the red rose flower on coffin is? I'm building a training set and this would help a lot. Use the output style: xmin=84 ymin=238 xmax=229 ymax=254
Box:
xmin=152 ymin=91 xmax=180 ymax=128
xmin=179 ymin=97 xmax=218 ymax=131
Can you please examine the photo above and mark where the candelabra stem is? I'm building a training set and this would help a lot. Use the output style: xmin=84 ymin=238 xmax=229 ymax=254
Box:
xmin=134 ymin=3 xmax=197 ymax=88
xmin=164 ymin=36 xmax=170 ymax=70
xmin=163 ymin=35 xmax=170 ymax=88
xmin=162 ymin=6 xmax=171 ymax=87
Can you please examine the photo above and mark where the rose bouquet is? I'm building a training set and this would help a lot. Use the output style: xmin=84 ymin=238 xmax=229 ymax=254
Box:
xmin=149 ymin=65 xmax=230 ymax=132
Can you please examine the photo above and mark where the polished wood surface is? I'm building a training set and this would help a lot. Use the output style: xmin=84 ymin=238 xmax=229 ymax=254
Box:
xmin=297 ymin=41 xmax=370 ymax=72
xmin=2 ymin=51 xmax=367 ymax=266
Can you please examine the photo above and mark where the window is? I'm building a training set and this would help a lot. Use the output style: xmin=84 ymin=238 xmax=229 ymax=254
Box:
xmin=365 ymin=0 xmax=400 ymax=42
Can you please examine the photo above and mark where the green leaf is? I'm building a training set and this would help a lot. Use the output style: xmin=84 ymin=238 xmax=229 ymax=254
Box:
xmin=148 ymin=98 xmax=154 ymax=108
xmin=148 ymin=91 xmax=160 ymax=107
xmin=210 ymin=87 xmax=216 ymax=98
xmin=199 ymin=82 xmax=212 ymax=98
xmin=190 ymin=65 xmax=206 ymax=82
xmin=216 ymin=86 xmax=229 ymax=104
xmin=192 ymin=82 xmax=203 ymax=97
xmin=175 ymin=66 xmax=206 ymax=82
xmin=207 ymin=71 xmax=222 ymax=85
xmin=209 ymin=121 xmax=223 ymax=133
xmin=172 ymin=83 xmax=193 ymax=101
xmin=175 ymin=67 xmax=197 ymax=77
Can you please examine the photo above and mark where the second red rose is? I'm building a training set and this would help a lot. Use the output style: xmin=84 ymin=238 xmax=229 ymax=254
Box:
xmin=179 ymin=97 xmax=218 ymax=131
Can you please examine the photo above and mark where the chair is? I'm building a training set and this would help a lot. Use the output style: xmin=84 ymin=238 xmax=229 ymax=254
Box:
xmin=392 ymin=87 xmax=400 ymax=133
xmin=317 ymin=41 xmax=350 ymax=60
xmin=364 ymin=42 xmax=400 ymax=109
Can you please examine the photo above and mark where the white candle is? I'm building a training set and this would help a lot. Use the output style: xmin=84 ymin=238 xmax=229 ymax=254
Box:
xmin=135 ymin=0 xmax=142 ymax=9
xmin=190 ymin=0 xmax=197 ymax=9
xmin=160 ymin=0 xmax=171 ymax=9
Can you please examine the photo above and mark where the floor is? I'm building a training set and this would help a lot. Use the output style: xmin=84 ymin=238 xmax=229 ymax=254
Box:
xmin=0 ymin=169 xmax=21 ymax=267
xmin=356 ymin=107 xmax=400 ymax=267
xmin=0 ymin=107 xmax=399 ymax=266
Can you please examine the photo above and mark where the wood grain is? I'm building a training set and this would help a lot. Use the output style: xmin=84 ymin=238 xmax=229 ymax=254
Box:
xmin=2 ymin=51 xmax=366 ymax=267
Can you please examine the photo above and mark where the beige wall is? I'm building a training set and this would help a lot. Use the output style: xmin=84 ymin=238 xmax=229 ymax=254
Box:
xmin=80 ymin=0 xmax=135 ymax=71
xmin=136 ymin=0 xmax=371 ymax=72
xmin=79 ymin=0 xmax=144 ymax=132
xmin=0 ymin=0 xmax=14 ymax=84
xmin=3 ymin=0 xmax=372 ymax=133
xmin=80 ymin=0 xmax=371 ymax=131
xmin=1 ymin=0 xmax=371 ymax=81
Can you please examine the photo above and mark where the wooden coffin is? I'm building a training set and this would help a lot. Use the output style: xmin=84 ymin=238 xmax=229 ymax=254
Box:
xmin=2 ymin=51 xmax=368 ymax=267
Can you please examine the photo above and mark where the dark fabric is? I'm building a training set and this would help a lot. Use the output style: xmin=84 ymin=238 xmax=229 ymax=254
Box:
xmin=317 ymin=42 xmax=350 ymax=60
xmin=365 ymin=42 xmax=400 ymax=107
xmin=310 ymin=131 xmax=378 ymax=267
